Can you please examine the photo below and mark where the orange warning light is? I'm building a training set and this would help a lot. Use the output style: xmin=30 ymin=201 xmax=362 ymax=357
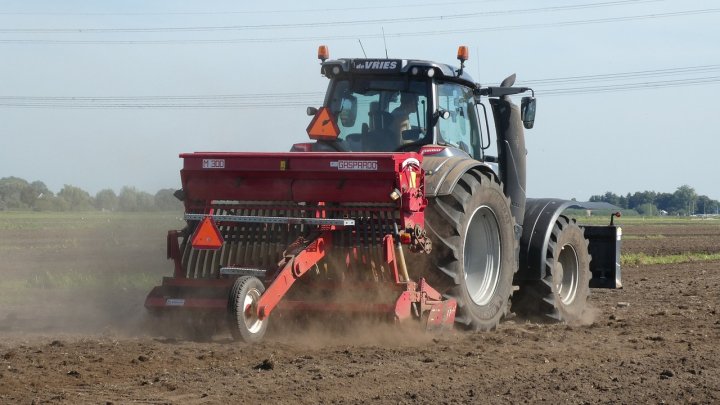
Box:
xmin=318 ymin=45 xmax=330 ymax=62
xmin=190 ymin=216 xmax=224 ymax=250
xmin=306 ymin=106 xmax=340 ymax=140
xmin=457 ymin=45 xmax=469 ymax=62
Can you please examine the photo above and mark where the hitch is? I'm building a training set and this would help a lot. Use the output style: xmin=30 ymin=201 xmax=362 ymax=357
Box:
xmin=256 ymin=233 xmax=331 ymax=320
xmin=385 ymin=234 xmax=456 ymax=330
xmin=394 ymin=279 xmax=456 ymax=331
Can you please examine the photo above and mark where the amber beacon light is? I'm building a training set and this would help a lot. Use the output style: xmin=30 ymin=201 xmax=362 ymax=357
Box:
xmin=457 ymin=45 xmax=469 ymax=63
xmin=456 ymin=45 xmax=469 ymax=73
xmin=318 ymin=45 xmax=330 ymax=62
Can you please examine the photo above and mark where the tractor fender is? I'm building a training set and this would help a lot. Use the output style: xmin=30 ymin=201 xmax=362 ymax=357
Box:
xmin=517 ymin=198 xmax=575 ymax=281
xmin=422 ymin=155 xmax=495 ymax=198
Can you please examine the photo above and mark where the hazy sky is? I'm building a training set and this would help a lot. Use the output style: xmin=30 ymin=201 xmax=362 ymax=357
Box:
xmin=1 ymin=0 xmax=718 ymax=200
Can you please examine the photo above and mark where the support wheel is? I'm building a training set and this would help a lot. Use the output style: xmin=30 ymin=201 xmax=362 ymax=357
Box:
xmin=421 ymin=170 xmax=518 ymax=331
xmin=228 ymin=276 xmax=268 ymax=343
xmin=513 ymin=215 xmax=592 ymax=324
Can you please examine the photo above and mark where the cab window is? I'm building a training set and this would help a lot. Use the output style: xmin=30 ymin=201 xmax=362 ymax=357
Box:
xmin=436 ymin=82 xmax=481 ymax=159
xmin=328 ymin=78 xmax=429 ymax=152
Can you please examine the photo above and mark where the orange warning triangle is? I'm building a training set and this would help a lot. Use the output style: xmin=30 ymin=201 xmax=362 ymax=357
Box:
xmin=306 ymin=107 xmax=340 ymax=140
xmin=190 ymin=216 xmax=224 ymax=250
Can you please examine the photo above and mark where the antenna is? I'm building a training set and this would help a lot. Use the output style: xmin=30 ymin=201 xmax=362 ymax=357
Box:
xmin=358 ymin=39 xmax=368 ymax=58
xmin=476 ymin=46 xmax=480 ymax=79
xmin=382 ymin=27 xmax=389 ymax=59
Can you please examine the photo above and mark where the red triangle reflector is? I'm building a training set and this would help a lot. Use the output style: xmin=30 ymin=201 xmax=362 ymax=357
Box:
xmin=191 ymin=216 xmax=224 ymax=250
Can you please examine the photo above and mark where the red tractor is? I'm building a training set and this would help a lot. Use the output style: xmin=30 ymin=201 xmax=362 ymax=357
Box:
xmin=145 ymin=46 xmax=621 ymax=342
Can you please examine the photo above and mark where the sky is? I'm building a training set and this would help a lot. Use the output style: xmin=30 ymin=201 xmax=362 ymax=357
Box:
xmin=0 ymin=0 xmax=718 ymax=201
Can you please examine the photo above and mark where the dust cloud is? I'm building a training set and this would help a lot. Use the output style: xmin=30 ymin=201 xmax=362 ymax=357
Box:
xmin=0 ymin=216 xmax=172 ymax=337
xmin=1 ymin=211 xmax=595 ymax=345
xmin=266 ymin=314 xmax=438 ymax=349
xmin=574 ymin=302 xmax=600 ymax=327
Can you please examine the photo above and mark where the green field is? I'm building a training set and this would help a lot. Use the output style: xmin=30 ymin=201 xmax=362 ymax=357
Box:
xmin=0 ymin=211 xmax=183 ymax=308
xmin=0 ymin=210 xmax=183 ymax=230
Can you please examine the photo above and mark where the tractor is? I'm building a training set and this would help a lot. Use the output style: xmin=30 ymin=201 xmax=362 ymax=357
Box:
xmin=145 ymin=46 xmax=621 ymax=342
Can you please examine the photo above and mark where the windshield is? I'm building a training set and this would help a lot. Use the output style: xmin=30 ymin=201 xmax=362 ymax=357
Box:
xmin=328 ymin=77 xmax=429 ymax=152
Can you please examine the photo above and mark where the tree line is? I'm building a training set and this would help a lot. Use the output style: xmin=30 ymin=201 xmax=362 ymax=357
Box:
xmin=2 ymin=176 xmax=716 ymax=216
xmin=0 ymin=176 xmax=183 ymax=212
xmin=589 ymin=185 xmax=719 ymax=216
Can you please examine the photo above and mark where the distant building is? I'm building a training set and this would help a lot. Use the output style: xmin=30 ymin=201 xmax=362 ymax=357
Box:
xmin=568 ymin=201 xmax=623 ymax=216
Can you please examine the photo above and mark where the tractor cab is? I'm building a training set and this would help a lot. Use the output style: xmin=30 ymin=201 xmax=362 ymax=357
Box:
xmin=299 ymin=46 xmax=490 ymax=161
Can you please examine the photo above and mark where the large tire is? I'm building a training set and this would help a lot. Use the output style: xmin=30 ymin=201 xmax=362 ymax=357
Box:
xmin=513 ymin=215 xmax=591 ymax=323
xmin=422 ymin=170 xmax=518 ymax=331
xmin=228 ymin=276 xmax=268 ymax=343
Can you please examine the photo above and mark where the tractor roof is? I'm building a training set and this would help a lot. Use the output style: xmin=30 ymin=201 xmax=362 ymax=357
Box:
xmin=321 ymin=58 xmax=477 ymax=88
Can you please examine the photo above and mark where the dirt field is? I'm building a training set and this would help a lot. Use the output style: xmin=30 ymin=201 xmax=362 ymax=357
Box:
xmin=1 ymin=213 xmax=719 ymax=404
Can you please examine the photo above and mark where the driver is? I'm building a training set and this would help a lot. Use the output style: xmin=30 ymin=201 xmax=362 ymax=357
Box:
xmin=390 ymin=92 xmax=418 ymax=145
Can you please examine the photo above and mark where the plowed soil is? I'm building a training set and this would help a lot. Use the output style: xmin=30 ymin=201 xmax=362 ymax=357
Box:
xmin=1 ymin=215 xmax=719 ymax=404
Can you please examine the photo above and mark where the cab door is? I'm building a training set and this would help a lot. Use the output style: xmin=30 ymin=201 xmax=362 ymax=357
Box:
xmin=435 ymin=82 xmax=483 ymax=159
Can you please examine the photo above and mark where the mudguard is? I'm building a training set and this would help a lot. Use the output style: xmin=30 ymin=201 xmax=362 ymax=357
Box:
xmin=422 ymin=155 xmax=494 ymax=198
xmin=518 ymin=198 xmax=572 ymax=281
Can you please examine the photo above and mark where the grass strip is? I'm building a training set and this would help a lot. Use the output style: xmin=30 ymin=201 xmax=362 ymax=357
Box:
xmin=0 ymin=272 xmax=160 ymax=305
xmin=573 ymin=215 xmax=719 ymax=226
xmin=23 ymin=270 xmax=159 ymax=290
xmin=0 ymin=211 xmax=183 ymax=230
xmin=622 ymin=252 xmax=720 ymax=266
xmin=622 ymin=234 xmax=666 ymax=240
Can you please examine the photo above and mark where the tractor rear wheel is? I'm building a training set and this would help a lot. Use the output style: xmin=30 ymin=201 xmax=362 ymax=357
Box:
xmin=228 ymin=276 xmax=268 ymax=343
xmin=513 ymin=215 xmax=591 ymax=323
xmin=422 ymin=170 xmax=517 ymax=331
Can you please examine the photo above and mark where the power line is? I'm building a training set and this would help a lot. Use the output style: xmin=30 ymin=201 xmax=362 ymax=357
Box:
xmin=0 ymin=92 xmax=325 ymax=102
xmin=519 ymin=64 xmax=720 ymax=85
xmin=0 ymin=103 xmax=321 ymax=109
xmin=537 ymin=75 xmax=720 ymax=96
xmin=389 ymin=8 xmax=720 ymax=38
xmin=0 ymin=1 xmax=656 ymax=34
xmin=0 ymin=1 xmax=507 ymax=16
xmin=2 ymin=74 xmax=719 ymax=109
xmin=4 ymin=63 xmax=718 ymax=103
xmin=0 ymin=8 xmax=715 ymax=45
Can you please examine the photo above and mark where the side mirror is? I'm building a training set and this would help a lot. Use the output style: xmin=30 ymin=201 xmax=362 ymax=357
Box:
xmin=306 ymin=106 xmax=318 ymax=116
xmin=437 ymin=109 xmax=450 ymax=120
xmin=338 ymin=95 xmax=357 ymax=127
xmin=521 ymin=96 xmax=536 ymax=129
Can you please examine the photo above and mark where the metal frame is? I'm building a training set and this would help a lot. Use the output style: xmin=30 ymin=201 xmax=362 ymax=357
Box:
xmin=184 ymin=213 xmax=355 ymax=227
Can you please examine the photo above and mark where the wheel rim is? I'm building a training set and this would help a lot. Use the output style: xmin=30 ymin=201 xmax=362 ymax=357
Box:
xmin=556 ymin=244 xmax=579 ymax=305
xmin=464 ymin=205 xmax=502 ymax=306
xmin=242 ymin=288 xmax=264 ymax=334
